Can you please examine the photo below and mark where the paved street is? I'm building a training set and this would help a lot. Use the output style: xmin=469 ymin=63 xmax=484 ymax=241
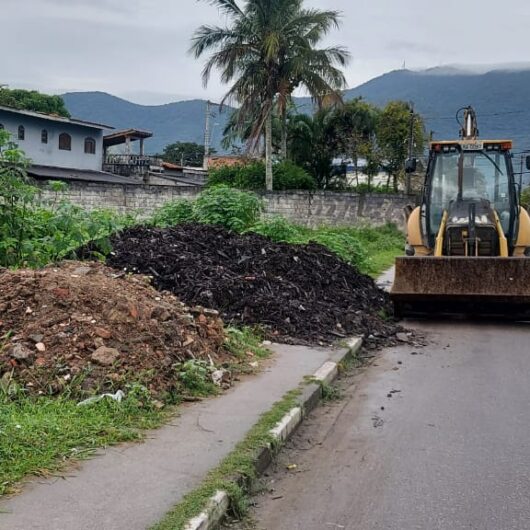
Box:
xmin=238 ymin=320 xmax=530 ymax=530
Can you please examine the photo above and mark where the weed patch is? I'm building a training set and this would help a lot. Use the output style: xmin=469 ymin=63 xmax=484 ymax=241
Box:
xmin=0 ymin=392 xmax=166 ymax=496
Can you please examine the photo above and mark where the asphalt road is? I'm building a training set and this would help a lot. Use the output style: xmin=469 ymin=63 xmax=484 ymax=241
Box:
xmin=234 ymin=320 xmax=530 ymax=530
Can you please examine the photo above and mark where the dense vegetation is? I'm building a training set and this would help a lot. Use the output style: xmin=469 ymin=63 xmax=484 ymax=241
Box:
xmin=208 ymin=160 xmax=316 ymax=191
xmin=214 ymin=98 xmax=425 ymax=192
xmin=0 ymin=87 xmax=70 ymax=117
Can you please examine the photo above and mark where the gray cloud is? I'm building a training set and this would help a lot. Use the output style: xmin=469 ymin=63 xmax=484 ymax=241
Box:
xmin=3 ymin=0 xmax=530 ymax=103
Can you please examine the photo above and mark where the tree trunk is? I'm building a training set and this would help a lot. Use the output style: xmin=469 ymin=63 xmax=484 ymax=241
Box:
xmin=265 ymin=111 xmax=273 ymax=191
xmin=281 ymin=110 xmax=288 ymax=160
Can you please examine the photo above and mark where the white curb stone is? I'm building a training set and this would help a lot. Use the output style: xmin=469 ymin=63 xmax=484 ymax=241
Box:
xmin=270 ymin=406 xmax=303 ymax=442
xmin=312 ymin=361 xmax=338 ymax=385
xmin=184 ymin=490 xmax=230 ymax=530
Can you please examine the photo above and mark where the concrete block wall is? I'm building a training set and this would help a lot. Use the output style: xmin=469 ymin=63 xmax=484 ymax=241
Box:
xmin=262 ymin=191 xmax=414 ymax=228
xmin=37 ymin=182 xmax=201 ymax=217
xmin=36 ymin=181 xmax=414 ymax=228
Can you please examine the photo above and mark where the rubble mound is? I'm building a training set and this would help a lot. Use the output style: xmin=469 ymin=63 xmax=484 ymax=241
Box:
xmin=107 ymin=224 xmax=399 ymax=345
xmin=0 ymin=262 xmax=230 ymax=397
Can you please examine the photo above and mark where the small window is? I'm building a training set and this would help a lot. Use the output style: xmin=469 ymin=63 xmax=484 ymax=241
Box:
xmin=18 ymin=125 xmax=25 ymax=140
xmin=41 ymin=129 xmax=48 ymax=144
xmin=59 ymin=133 xmax=71 ymax=151
xmin=84 ymin=137 xmax=96 ymax=154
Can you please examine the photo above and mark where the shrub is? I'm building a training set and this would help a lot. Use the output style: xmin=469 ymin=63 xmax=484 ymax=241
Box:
xmin=248 ymin=216 xmax=305 ymax=243
xmin=150 ymin=199 xmax=196 ymax=227
xmin=193 ymin=186 xmax=263 ymax=231
xmin=207 ymin=160 xmax=316 ymax=190
xmin=207 ymin=163 xmax=242 ymax=188
xmin=308 ymin=228 xmax=368 ymax=271
xmin=207 ymin=161 xmax=264 ymax=189
xmin=273 ymin=161 xmax=316 ymax=190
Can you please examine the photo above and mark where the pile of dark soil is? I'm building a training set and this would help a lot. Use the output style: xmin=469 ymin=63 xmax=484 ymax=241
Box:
xmin=107 ymin=224 xmax=400 ymax=345
xmin=0 ymin=262 xmax=231 ymax=397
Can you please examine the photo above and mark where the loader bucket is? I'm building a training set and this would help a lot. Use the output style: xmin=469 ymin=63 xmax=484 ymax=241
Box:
xmin=391 ymin=257 xmax=530 ymax=319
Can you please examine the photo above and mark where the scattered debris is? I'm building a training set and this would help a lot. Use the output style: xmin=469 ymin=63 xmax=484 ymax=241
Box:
xmin=372 ymin=415 xmax=384 ymax=428
xmin=395 ymin=332 xmax=410 ymax=342
xmin=0 ymin=262 xmax=233 ymax=397
xmin=77 ymin=390 xmax=125 ymax=406
xmin=106 ymin=224 xmax=402 ymax=345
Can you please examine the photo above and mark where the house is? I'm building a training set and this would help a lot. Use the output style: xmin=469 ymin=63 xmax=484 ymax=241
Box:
xmin=0 ymin=105 xmax=205 ymax=188
xmin=0 ymin=105 xmax=109 ymax=172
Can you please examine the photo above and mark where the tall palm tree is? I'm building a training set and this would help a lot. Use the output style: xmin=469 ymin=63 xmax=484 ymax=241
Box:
xmin=191 ymin=0 xmax=349 ymax=190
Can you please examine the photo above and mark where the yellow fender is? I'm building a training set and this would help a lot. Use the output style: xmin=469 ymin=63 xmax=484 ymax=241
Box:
xmin=407 ymin=206 xmax=430 ymax=256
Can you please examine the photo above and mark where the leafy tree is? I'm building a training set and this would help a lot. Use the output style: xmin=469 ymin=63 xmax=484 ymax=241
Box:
xmin=377 ymin=101 xmax=425 ymax=191
xmin=0 ymin=88 xmax=70 ymax=117
xmin=160 ymin=141 xmax=213 ymax=167
xmin=288 ymin=108 xmax=338 ymax=188
xmin=358 ymin=137 xmax=384 ymax=191
xmin=191 ymin=0 xmax=349 ymax=191
xmin=330 ymin=98 xmax=379 ymax=185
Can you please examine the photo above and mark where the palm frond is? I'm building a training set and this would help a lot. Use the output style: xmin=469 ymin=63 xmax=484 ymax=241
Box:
xmin=199 ymin=0 xmax=244 ymax=17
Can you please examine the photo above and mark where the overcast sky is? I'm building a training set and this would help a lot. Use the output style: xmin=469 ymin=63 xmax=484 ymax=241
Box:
xmin=3 ymin=0 xmax=530 ymax=105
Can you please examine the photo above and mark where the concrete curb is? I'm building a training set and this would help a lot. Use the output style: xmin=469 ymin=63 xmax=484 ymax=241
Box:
xmin=184 ymin=491 xmax=229 ymax=530
xmin=184 ymin=336 xmax=363 ymax=530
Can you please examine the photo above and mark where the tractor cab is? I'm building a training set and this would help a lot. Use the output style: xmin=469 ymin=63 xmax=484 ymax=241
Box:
xmin=423 ymin=140 xmax=519 ymax=256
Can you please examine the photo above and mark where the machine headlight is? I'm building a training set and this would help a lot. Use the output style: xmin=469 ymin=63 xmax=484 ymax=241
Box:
xmin=405 ymin=244 xmax=415 ymax=256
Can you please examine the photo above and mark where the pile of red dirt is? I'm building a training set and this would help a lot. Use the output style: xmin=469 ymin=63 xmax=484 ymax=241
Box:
xmin=106 ymin=224 xmax=401 ymax=345
xmin=0 ymin=261 xmax=232 ymax=398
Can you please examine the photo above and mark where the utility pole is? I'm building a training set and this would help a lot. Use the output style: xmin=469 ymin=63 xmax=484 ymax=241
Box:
xmin=203 ymin=100 xmax=211 ymax=170
xmin=406 ymin=104 xmax=415 ymax=195
xmin=203 ymin=100 xmax=222 ymax=170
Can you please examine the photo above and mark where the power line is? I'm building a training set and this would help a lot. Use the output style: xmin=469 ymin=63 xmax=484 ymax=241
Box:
xmin=423 ymin=109 xmax=530 ymax=120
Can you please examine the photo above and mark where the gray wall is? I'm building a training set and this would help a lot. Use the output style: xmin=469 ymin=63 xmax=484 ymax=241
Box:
xmin=0 ymin=110 xmax=104 ymax=171
xmin=262 ymin=191 xmax=413 ymax=228
xmin=36 ymin=181 xmax=413 ymax=228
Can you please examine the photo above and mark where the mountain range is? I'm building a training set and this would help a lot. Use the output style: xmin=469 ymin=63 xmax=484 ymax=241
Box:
xmin=62 ymin=66 xmax=530 ymax=155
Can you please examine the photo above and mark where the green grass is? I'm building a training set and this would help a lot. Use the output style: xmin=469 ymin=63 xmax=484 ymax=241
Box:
xmin=152 ymin=389 xmax=301 ymax=530
xmin=0 ymin=392 xmax=166 ymax=496
xmin=322 ymin=224 xmax=404 ymax=277
xmin=249 ymin=217 xmax=405 ymax=278
xmin=224 ymin=326 xmax=271 ymax=360
xmin=0 ymin=327 xmax=269 ymax=497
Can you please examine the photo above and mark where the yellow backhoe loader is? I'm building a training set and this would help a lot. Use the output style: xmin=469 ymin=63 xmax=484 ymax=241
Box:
xmin=391 ymin=107 xmax=530 ymax=318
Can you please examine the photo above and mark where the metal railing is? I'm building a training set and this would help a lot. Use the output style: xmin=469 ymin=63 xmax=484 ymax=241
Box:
xmin=103 ymin=154 xmax=163 ymax=177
